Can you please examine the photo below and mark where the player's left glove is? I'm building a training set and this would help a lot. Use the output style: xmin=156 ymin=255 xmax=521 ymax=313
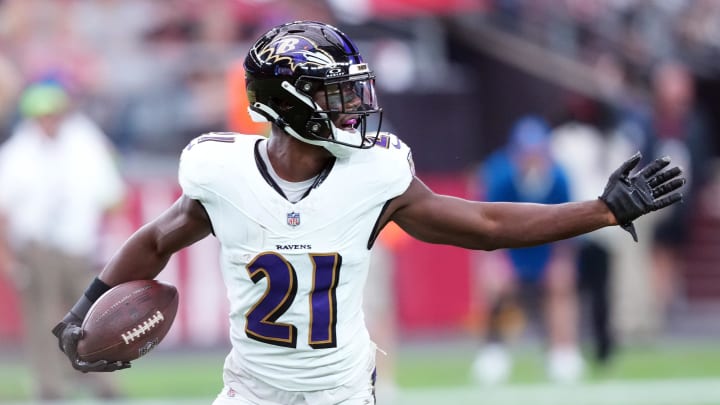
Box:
xmin=599 ymin=152 xmax=685 ymax=242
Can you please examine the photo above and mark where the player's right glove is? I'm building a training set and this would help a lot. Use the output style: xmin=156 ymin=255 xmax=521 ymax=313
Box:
xmin=52 ymin=278 xmax=132 ymax=373
xmin=51 ymin=315 xmax=131 ymax=373
xmin=599 ymin=152 xmax=685 ymax=242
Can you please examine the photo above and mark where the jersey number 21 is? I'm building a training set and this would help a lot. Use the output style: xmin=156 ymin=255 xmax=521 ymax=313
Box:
xmin=245 ymin=252 xmax=341 ymax=349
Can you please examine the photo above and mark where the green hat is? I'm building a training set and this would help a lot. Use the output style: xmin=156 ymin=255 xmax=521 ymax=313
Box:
xmin=19 ymin=83 xmax=69 ymax=117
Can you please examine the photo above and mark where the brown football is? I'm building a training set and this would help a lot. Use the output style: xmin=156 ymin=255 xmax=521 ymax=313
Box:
xmin=77 ymin=279 xmax=179 ymax=363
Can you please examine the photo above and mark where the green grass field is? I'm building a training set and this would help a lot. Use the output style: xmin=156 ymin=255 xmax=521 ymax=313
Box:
xmin=3 ymin=340 xmax=720 ymax=404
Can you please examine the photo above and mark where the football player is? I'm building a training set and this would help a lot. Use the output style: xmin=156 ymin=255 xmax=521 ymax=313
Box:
xmin=53 ymin=21 xmax=685 ymax=405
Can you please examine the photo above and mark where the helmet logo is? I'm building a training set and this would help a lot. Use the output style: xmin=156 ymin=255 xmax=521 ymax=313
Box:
xmin=255 ymin=35 xmax=336 ymax=72
xmin=326 ymin=67 xmax=343 ymax=78
xmin=275 ymin=38 xmax=300 ymax=54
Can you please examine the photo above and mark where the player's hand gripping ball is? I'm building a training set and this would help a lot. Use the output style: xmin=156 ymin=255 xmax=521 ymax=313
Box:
xmin=76 ymin=280 xmax=179 ymax=363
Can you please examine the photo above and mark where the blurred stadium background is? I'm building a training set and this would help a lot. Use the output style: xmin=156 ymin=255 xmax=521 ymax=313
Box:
xmin=1 ymin=0 xmax=720 ymax=404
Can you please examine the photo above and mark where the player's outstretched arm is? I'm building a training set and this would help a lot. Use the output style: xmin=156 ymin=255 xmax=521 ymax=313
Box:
xmin=52 ymin=196 xmax=213 ymax=372
xmin=388 ymin=153 xmax=684 ymax=250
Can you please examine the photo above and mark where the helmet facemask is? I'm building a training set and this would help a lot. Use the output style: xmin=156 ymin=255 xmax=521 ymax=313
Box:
xmin=249 ymin=68 xmax=382 ymax=158
xmin=299 ymin=68 xmax=383 ymax=150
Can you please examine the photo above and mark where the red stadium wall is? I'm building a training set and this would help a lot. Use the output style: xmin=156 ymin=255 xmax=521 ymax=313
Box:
xmin=394 ymin=174 xmax=477 ymax=333
xmin=0 ymin=272 xmax=22 ymax=342
xmin=0 ymin=173 xmax=481 ymax=346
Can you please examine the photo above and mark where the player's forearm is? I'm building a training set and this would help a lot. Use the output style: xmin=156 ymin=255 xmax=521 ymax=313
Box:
xmin=476 ymin=199 xmax=616 ymax=250
xmin=397 ymin=195 xmax=614 ymax=250
xmin=99 ymin=225 xmax=172 ymax=286
xmin=54 ymin=225 xmax=172 ymax=330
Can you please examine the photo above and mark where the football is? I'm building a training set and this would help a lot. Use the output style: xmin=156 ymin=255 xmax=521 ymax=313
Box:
xmin=76 ymin=279 xmax=179 ymax=363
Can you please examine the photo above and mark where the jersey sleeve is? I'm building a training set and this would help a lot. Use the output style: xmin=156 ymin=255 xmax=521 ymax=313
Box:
xmin=178 ymin=135 xmax=224 ymax=202
xmin=179 ymin=132 xmax=259 ymax=203
xmin=371 ymin=132 xmax=415 ymax=201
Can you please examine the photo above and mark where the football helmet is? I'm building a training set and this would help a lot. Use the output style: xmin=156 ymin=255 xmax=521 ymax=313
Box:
xmin=244 ymin=21 xmax=382 ymax=157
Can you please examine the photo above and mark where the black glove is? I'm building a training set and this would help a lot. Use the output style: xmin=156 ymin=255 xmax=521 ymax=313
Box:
xmin=51 ymin=317 xmax=131 ymax=373
xmin=599 ymin=152 xmax=685 ymax=242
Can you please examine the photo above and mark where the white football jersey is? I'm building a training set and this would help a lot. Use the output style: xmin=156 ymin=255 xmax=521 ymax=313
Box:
xmin=178 ymin=132 xmax=414 ymax=391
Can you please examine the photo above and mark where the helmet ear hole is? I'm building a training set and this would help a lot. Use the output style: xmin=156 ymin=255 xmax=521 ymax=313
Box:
xmin=296 ymin=79 xmax=315 ymax=94
xmin=306 ymin=121 xmax=322 ymax=134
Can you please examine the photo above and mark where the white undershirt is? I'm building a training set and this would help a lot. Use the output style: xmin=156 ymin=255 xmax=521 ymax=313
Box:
xmin=258 ymin=140 xmax=318 ymax=203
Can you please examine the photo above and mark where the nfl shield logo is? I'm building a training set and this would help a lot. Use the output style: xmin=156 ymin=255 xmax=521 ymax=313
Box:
xmin=287 ymin=212 xmax=301 ymax=227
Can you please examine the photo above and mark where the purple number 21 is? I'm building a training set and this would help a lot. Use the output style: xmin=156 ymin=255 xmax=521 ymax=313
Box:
xmin=245 ymin=252 xmax=341 ymax=349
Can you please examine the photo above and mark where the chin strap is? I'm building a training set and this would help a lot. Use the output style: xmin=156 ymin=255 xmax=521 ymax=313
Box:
xmin=248 ymin=102 xmax=359 ymax=159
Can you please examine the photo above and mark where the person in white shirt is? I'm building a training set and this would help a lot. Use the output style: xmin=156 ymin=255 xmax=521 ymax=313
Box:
xmin=52 ymin=21 xmax=684 ymax=405
xmin=0 ymin=81 xmax=126 ymax=400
